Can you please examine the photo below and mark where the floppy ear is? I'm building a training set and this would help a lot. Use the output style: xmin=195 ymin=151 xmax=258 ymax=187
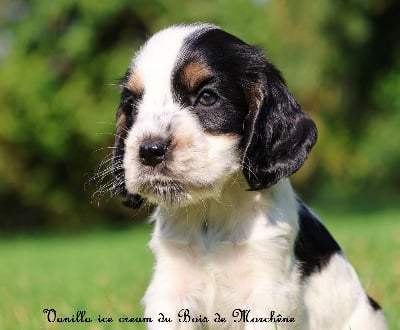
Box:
xmin=241 ymin=64 xmax=317 ymax=190
xmin=112 ymin=83 xmax=145 ymax=209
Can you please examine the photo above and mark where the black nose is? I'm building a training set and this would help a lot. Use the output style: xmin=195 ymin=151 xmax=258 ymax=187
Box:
xmin=139 ymin=140 xmax=169 ymax=167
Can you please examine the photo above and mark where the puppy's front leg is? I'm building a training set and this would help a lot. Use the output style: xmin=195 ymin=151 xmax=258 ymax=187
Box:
xmin=143 ymin=279 xmax=202 ymax=330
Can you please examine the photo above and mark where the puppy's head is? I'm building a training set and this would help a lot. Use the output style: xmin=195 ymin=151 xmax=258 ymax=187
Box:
xmin=112 ymin=23 xmax=317 ymax=208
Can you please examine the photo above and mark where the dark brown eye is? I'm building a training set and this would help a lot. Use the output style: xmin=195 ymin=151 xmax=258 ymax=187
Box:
xmin=197 ymin=91 xmax=218 ymax=106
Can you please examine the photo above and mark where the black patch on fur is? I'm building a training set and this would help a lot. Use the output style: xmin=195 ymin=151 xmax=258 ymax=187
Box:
xmin=295 ymin=199 xmax=342 ymax=278
xmin=367 ymin=295 xmax=382 ymax=311
xmin=172 ymin=29 xmax=250 ymax=135
xmin=173 ymin=27 xmax=317 ymax=189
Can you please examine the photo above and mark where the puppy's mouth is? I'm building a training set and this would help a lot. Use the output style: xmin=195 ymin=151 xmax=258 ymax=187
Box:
xmin=134 ymin=176 xmax=220 ymax=207
xmin=138 ymin=179 xmax=189 ymax=207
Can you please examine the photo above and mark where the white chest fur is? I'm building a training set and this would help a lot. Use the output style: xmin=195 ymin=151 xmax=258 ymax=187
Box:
xmin=142 ymin=180 xmax=303 ymax=329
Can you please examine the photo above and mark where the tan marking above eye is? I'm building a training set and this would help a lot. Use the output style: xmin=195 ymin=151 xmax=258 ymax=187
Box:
xmin=204 ymin=131 xmax=240 ymax=139
xmin=126 ymin=70 xmax=144 ymax=95
xmin=181 ymin=60 xmax=213 ymax=91
xmin=115 ymin=111 xmax=127 ymax=138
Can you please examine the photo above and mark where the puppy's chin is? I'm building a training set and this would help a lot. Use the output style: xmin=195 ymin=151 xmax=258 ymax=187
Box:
xmin=131 ymin=179 xmax=225 ymax=208
xmin=139 ymin=180 xmax=189 ymax=207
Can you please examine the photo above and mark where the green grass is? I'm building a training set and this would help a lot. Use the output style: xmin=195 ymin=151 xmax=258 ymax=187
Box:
xmin=0 ymin=207 xmax=399 ymax=329
xmin=0 ymin=226 xmax=153 ymax=330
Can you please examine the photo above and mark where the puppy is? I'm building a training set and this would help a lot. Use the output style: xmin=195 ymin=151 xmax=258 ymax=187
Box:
xmin=111 ymin=23 xmax=387 ymax=329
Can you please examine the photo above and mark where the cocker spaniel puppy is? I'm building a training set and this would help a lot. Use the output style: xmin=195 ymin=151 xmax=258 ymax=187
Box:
xmin=111 ymin=23 xmax=387 ymax=329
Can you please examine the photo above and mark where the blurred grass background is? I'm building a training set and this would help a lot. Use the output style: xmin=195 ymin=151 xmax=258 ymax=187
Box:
xmin=0 ymin=0 xmax=399 ymax=328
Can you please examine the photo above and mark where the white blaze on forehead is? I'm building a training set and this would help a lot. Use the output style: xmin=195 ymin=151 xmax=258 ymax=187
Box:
xmin=131 ymin=24 xmax=216 ymax=107
xmin=122 ymin=24 xmax=242 ymax=204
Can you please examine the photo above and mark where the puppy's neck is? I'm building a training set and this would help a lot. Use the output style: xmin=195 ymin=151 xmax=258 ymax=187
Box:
xmin=152 ymin=176 xmax=298 ymax=245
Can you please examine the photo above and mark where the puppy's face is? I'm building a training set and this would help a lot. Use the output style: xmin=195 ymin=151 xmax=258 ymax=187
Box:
xmin=113 ymin=24 xmax=317 ymax=208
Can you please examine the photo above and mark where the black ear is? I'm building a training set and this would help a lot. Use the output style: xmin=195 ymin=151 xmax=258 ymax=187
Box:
xmin=112 ymin=108 xmax=145 ymax=209
xmin=112 ymin=75 xmax=145 ymax=209
xmin=241 ymin=64 xmax=317 ymax=190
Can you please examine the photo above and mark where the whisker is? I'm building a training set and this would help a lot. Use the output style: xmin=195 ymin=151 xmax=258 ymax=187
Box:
xmin=94 ymin=121 xmax=115 ymax=125
xmin=96 ymin=132 xmax=117 ymax=137
xmin=86 ymin=146 xmax=128 ymax=206
xmin=91 ymin=147 xmax=118 ymax=156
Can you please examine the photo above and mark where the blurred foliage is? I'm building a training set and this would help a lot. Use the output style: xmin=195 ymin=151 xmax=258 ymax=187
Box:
xmin=0 ymin=0 xmax=399 ymax=230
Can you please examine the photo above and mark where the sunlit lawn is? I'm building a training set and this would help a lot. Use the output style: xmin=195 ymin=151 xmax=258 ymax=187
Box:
xmin=0 ymin=207 xmax=399 ymax=329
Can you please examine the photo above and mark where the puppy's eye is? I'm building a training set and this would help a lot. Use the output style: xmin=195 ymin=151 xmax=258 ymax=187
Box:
xmin=197 ymin=91 xmax=218 ymax=106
